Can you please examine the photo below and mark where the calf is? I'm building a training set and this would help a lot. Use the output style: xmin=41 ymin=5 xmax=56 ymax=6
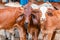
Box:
xmin=28 ymin=9 xmax=41 ymax=40
xmin=15 ymin=1 xmax=32 ymax=40
xmin=0 ymin=7 xmax=24 ymax=40
xmin=42 ymin=10 xmax=60 ymax=40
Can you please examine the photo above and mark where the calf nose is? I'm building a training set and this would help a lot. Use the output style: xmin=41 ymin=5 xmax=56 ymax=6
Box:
xmin=24 ymin=22 xmax=28 ymax=30
xmin=24 ymin=22 xmax=29 ymax=39
xmin=25 ymin=23 xmax=28 ymax=25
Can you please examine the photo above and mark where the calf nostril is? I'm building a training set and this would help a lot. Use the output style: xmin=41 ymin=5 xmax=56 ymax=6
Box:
xmin=25 ymin=23 xmax=28 ymax=25
xmin=24 ymin=22 xmax=28 ymax=25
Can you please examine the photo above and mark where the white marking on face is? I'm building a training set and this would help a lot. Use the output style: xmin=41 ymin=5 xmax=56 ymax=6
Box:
xmin=39 ymin=3 xmax=54 ymax=20
xmin=40 ymin=6 xmax=47 ymax=20
xmin=31 ymin=3 xmax=39 ymax=9
xmin=30 ymin=3 xmax=54 ymax=21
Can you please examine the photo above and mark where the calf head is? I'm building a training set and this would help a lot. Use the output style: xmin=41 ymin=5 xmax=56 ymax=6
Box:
xmin=16 ymin=6 xmax=32 ymax=30
xmin=23 ymin=6 xmax=32 ymax=29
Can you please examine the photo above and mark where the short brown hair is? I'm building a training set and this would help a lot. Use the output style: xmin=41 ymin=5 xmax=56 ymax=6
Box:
xmin=29 ymin=0 xmax=32 ymax=2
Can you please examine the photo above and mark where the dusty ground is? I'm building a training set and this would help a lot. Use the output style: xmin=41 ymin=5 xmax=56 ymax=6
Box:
xmin=0 ymin=30 xmax=60 ymax=40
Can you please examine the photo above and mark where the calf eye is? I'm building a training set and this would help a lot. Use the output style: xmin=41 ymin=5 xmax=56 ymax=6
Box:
xmin=20 ymin=14 xmax=24 ymax=16
xmin=24 ymin=8 xmax=27 ymax=9
xmin=47 ymin=12 xmax=53 ymax=16
xmin=31 ymin=14 xmax=36 ymax=18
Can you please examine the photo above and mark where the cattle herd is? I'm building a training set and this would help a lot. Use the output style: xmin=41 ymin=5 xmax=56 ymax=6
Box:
xmin=0 ymin=1 xmax=60 ymax=40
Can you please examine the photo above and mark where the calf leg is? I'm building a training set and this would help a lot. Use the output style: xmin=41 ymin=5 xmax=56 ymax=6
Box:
xmin=32 ymin=29 xmax=39 ymax=40
xmin=47 ymin=33 xmax=53 ymax=40
xmin=43 ymin=30 xmax=54 ymax=40
xmin=17 ymin=26 xmax=26 ymax=40
xmin=34 ymin=29 xmax=39 ymax=40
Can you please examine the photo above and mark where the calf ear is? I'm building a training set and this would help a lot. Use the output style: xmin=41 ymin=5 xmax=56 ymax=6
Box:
xmin=18 ymin=7 xmax=24 ymax=13
xmin=16 ymin=15 xmax=24 ymax=23
xmin=31 ymin=14 xmax=35 ymax=18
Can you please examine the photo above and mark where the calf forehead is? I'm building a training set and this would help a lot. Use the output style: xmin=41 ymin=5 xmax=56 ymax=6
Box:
xmin=40 ymin=6 xmax=47 ymax=14
xmin=24 ymin=7 xmax=32 ymax=16
xmin=39 ymin=6 xmax=48 ymax=20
